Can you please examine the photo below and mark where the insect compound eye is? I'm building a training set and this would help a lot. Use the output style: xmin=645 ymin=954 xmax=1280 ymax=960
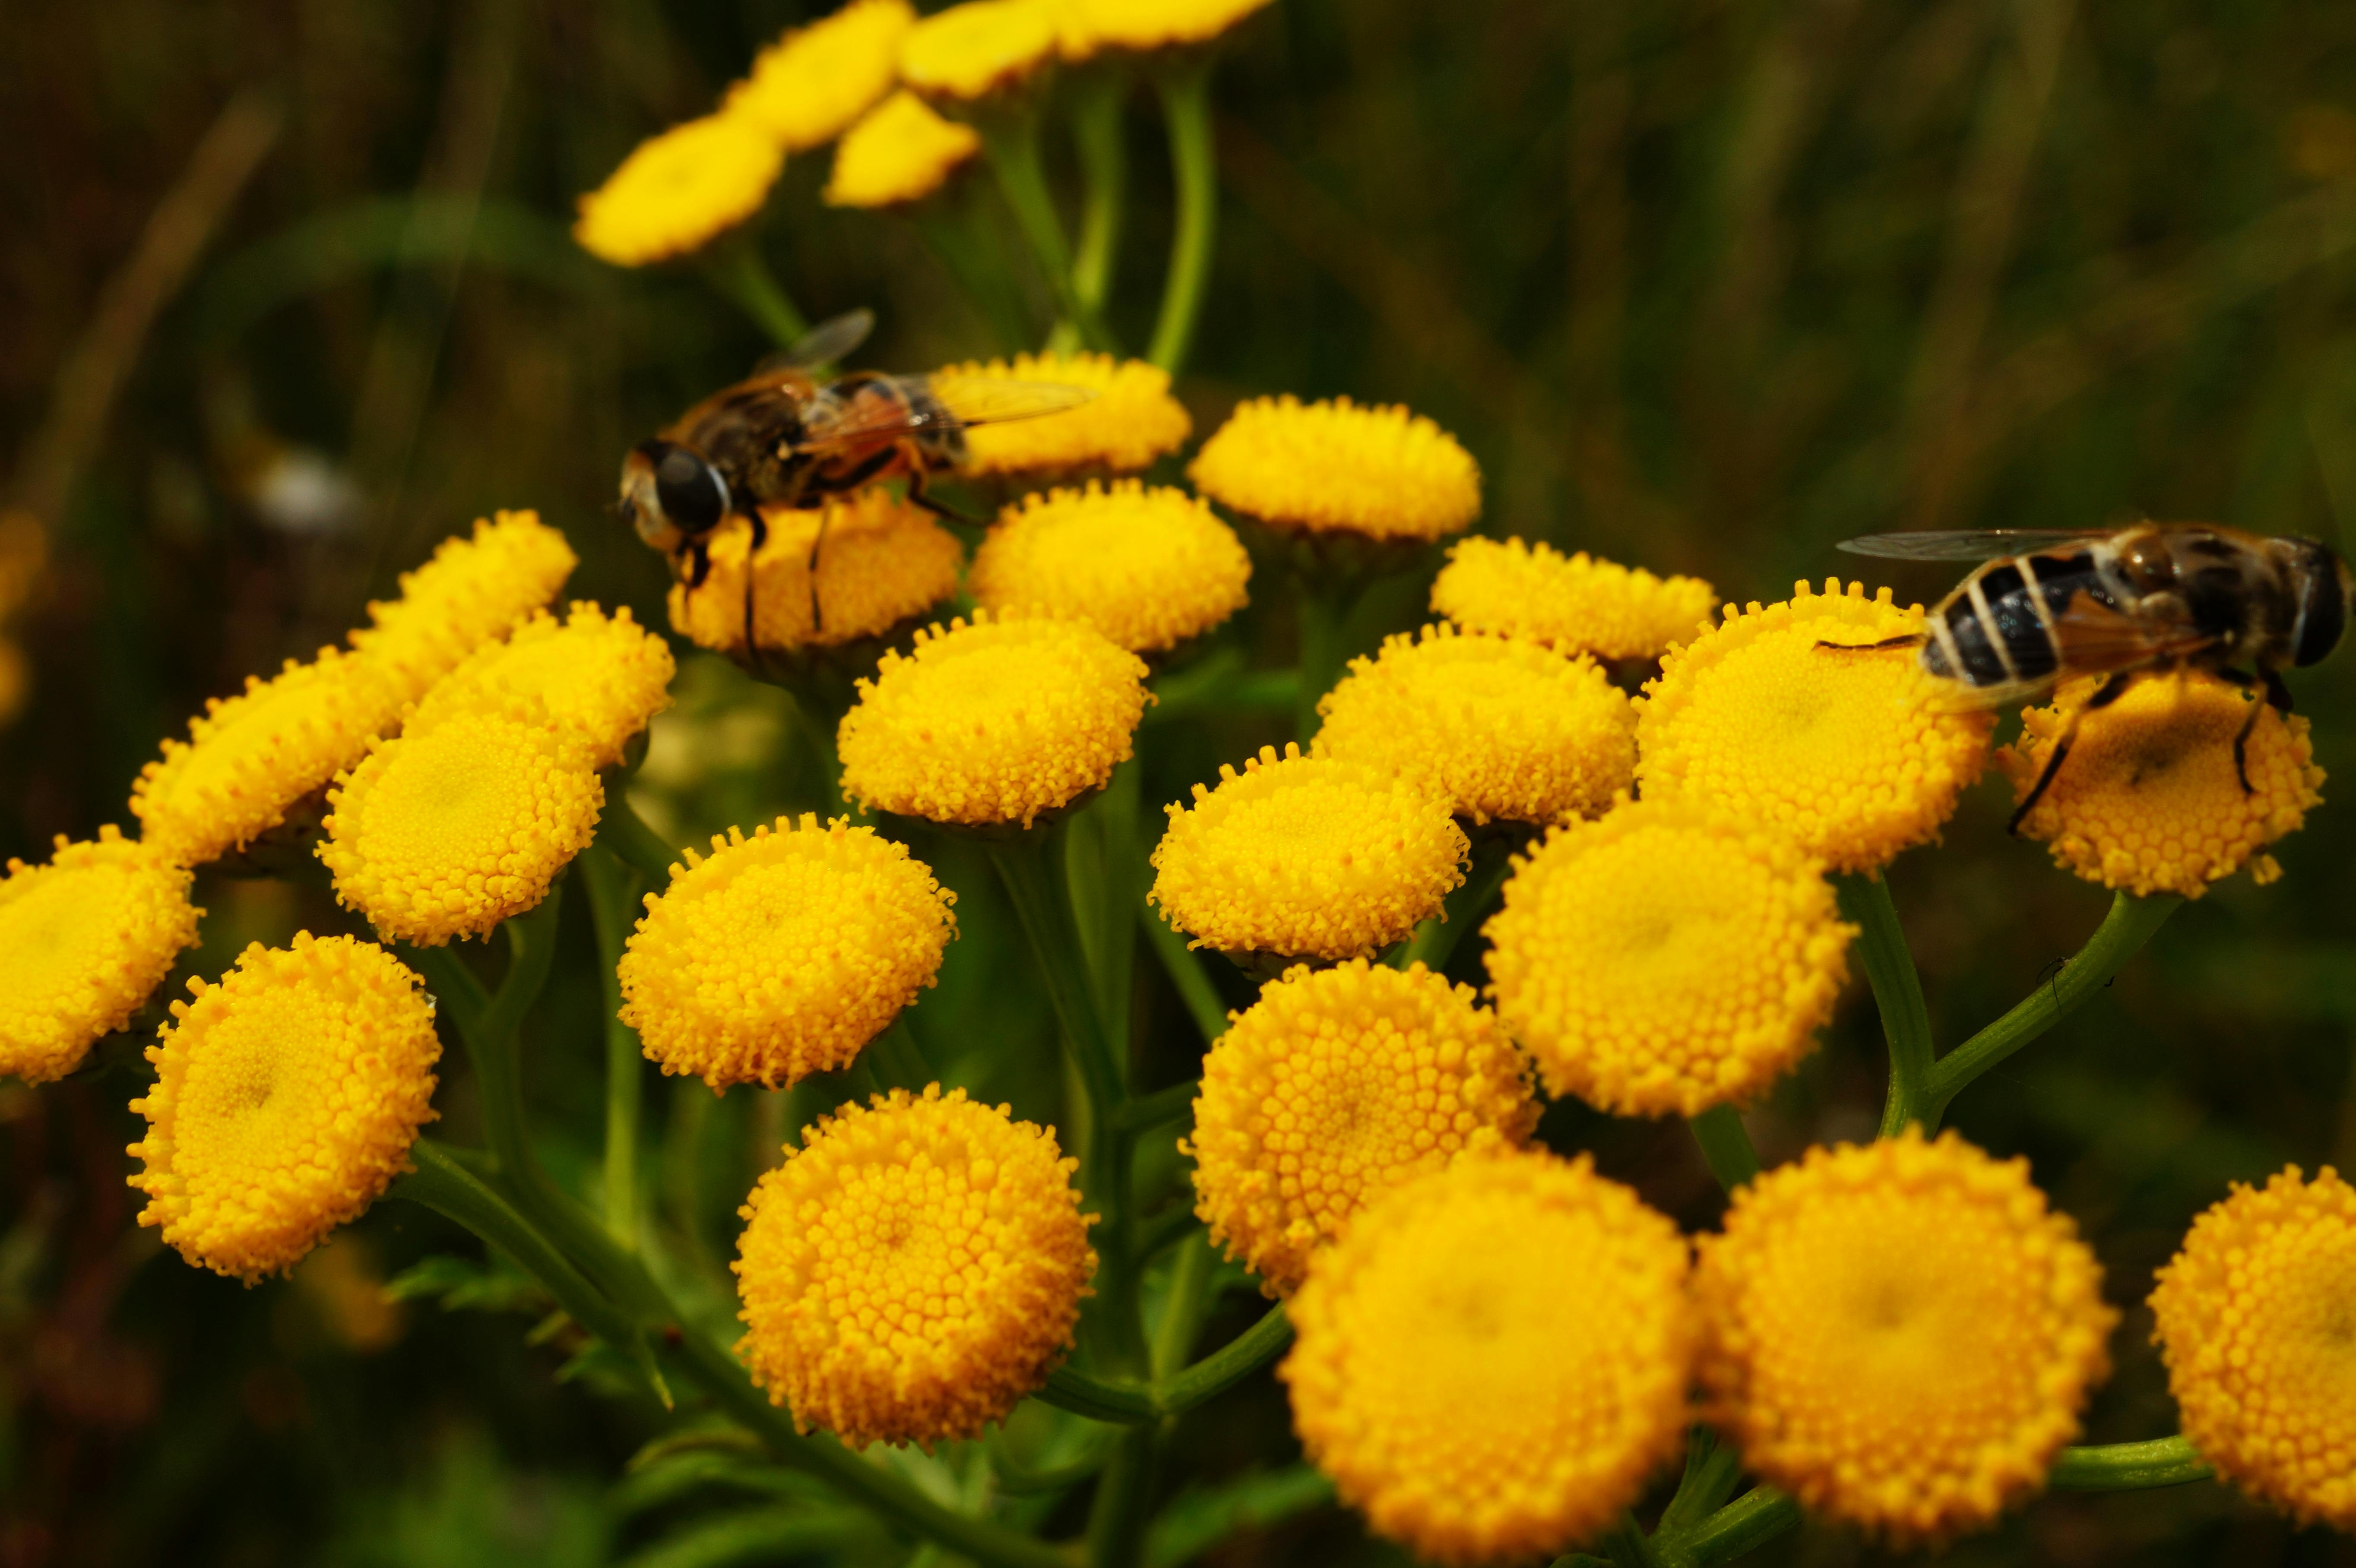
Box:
xmin=2293 ymin=543 xmax=2349 ymax=667
xmin=653 ymin=447 xmax=730 ymax=535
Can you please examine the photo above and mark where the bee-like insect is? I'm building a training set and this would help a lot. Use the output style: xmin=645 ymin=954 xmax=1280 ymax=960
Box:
xmin=1835 ymin=524 xmax=2352 ymax=829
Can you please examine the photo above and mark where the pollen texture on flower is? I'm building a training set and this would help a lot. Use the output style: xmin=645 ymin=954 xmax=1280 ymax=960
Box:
xmin=898 ymin=0 xmax=1061 ymax=103
xmin=2150 ymin=1165 xmax=2356 ymax=1529
xmin=1694 ymin=1129 xmax=2116 ymax=1547
xmin=126 ymin=933 xmax=440 ymax=1283
xmin=1149 ymin=744 xmax=1469 ymax=961
xmin=1999 ymin=671 xmax=2324 ymax=898
xmin=573 ymin=114 xmax=784 ymax=268
xmin=410 ymin=601 xmax=674 ymax=771
xmin=930 ymin=352 xmax=1191 ymax=477
xmin=1281 ymin=1151 xmax=1696 ymax=1566
xmin=1189 ymin=395 xmax=1480 ymax=542
xmin=837 ymin=613 xmax=1150 ymax=828
xmin=0 ymin=827 xmax=201 ymax=1084
xmin=1185 ymin=961 xmax=1537 ymax=1296
xmin=1314 ymin=623 xmax=1635 ymax=825
xmin=1636 ymin=579 xmax=1994 ymax=874
xmin=824 ymin=90 xmax=981 ymax=208
xmin=967 ymin=481 xmax=1251 ymax=653
xmin=318 ymin=696 xmax=603 ymax=945
xmin=667 ymin=493 xmax=965 ymax=656
xmin=726 ymin=0 xmax=914 ymax=154
xmin=347 ymin=510 xmax=578 ymax=703
xmin=1482 ymin=799 xmax=1854 ymax=1117
xmin=734 ymin=1084 xmax=1095 ymax=1449
xmin=1061 ymin=0 xmax=1276 ymax=55
xmin=620 ymin=816 xmax=957 ymax=1091
xmin=1432 ymin=536 xmax=1716 ymax=662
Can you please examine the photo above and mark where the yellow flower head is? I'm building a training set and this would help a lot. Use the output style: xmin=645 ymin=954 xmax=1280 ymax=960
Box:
xmin=318 ymin=696 xmax=603 ymax=946
xmin=1282 ymin=1151 xmax=1695 ymax=1565
xmin=823 ymin=91 xmax=982 ymax=209
xmin=348 ymin=510 xmax=578 ymax=703
xmin=1186 ymin=961 xmax=1538 ymax=1296
xmin=735 ymin=1084 xmax=1095 ymax=1449
xmin=1150 ymin=745 xmax=1468 ymax=961
xmin=127 ymin=933 xmax=440 ymax=1283
xmin=620 ymin=816 xmax=957 ymax=1091
xmin=1061 ymin=0 xmax=1276 ymax=57
xmin=1483 ymin=800 xmax=1854 ymax=1117
xmin=667 ymin=493 xmax=965 ymax=656
xmin=967 ymin=481 xmax=1251 ymax=654
xmin=1189 ymin=395 xmax=1480 ymax=542
xmin=0 ymin=828 xmax=200 ymax=1084
xmin=408 ymin=601 xmax=673 ymax=772
xmin=1694 ymin=1129 xmax=2116 ymax=1547
xmin=726 ymin=0 xmax=915 ymax=154
xmin=930 ymin=352 xmax=1191 ymax=478
xmin=899 ymin=0 xmax=1061 ymax=103
xmin=837 ymin=613 xmax=1150 ymax=829
xmin=1313 ymin=623 xmax=1636 ymax=826
xmin=2150 ymin=1166 xmax=2356 ymax=1529
xmin=573 ymin=114 xmax=784 ymax=268
xmin=1431 ymin=536 xmax=1717 ymax=662
xmin=1636 ymin=579 xmax=1993 ymax=874
xmin=1998 ymin=672 xmax=2324 ymax=899
xmin=131 ymin=645 xmax=403 ymax=868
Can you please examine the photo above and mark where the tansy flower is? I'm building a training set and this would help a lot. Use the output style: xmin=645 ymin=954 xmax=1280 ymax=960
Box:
xmin=573 ymin=114 xmax=784 ymax=269
xmin=967 ymin=481 xmax=1250 ymax=654
xmin=1189 ymin=395 xmax=1480 ymax=543
xmin=899 ymin=0 xmax=1061 ymax=104
xmin=1431 ymin=537 xmax=1716 ymax=663
xmin=1149 ymin=744 xmax=1468 ymax=961
xmin=620 ymin=816 xmax=957 ymax=1091
xmin=1482 ymin=800 xmax=1854 ymax=1117
xmin=1999 ymin=671 xmax=2324 ymax=899
xmin=1694 ymin=1130 xmax=2116 ymax=1547
xmin=1636 ymin=579 xmax=1993 ymax=874
xmin=131 ymin=645 xmax=403 ymax=868
xmin=408 ymin=601 xmax=674 ymax=771
xmin=1281 ymin=1151 xmax=1695 ymax=1566
xmin=318 ymin=696 xmax=603 ymax=945
xmin=930 ymin=352 xmax=1189 ymax=478
xmin=2150 ymin=1166 xmax=2356 ymax=1529
xmin=1313 ymin=624 xmax=1635 ymax=826
xmin=726 ymin=0 xmax=914 ymax=154
xmin=824 ymin=91 xmax=982 ymax=209
xmin=734 ymin=1084 xmax=1094 ymax=1449
xmin=0 ymin=828 xmax=200 ymax=1084
xmin=127 ymin=933 xmax=440 ymax=1283
xmin=1185 ymin=961 xmax=1538 ymax=1296
xmin=837 ymin=613 xmax=1150 ymax=829
xmin=1061 ymin=0 xmax=1276 ymax=57
xmin=668 ymin=494 xmax=964 ymax=656
xmin=348 ymin=510 xmax=578 ymax=703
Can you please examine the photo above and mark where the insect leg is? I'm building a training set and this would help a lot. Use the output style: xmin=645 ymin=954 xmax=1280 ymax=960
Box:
xmin=2009 ymin=670 xmax=2134 ymax=835
xmin=743 ymin=510 xmax=771 ymax=677
xmin=683 ymin=539 xmax=714 ymax=590
xmin=1813 ymin=634 xmax=1926 ymax=653
xmin=906 ymin=468 xmax=982 ymax=526
xmin=2220 ymin=668 xmax=2293 ymax=796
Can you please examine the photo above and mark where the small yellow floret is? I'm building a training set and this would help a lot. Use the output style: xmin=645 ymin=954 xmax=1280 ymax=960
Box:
xmin=1282 ymin=1151 xmax=1695 ymax=1565
xmin=620 ymin=816 xmax=956 ymax=1091
xmin=899 ymin=0 xmax=1061 ymax=103
xmin=1149 ymin=744 xmax=1468 ymax=961
xmin=318 ymin=698 xmax=603 ymax=945
xmin=727 ymin=0 xmax=915 ymax=154
xmin=409 ymin=601 xmax=674 ymax=771
xmin=931 ymin=352 xmax=1191 ymax=478
xmin=825 ymin=91 xmax=981 ymax=208
xmin=0 ymin=827 xmax=200 ymax=1084
xmin=573 ymin=114 xmax=784 ymax=268
xmin=734 ymin=1084 xmax=1095 ymax=1449
xmin=1999 ymin=671 xmax=2324 ymax=899
xmin=837 ymin=613 xmax=1150 ymax=829
xmin=968 ymin=481 xmax=1250 ymax=653
xmin=667 ymin=493 xmax=964 ymax=655
xmin=348 ymin=510 xmax=578 ymax=703
xmin=1190 ymin=395 xmax=1480 ymax=542
xmin=1694 ymin=1129 xmax=2116 ymax=1547
xmin=127 ymin=933 xmax=440 ymax=1283
xmin=1432 ymin=536 xmax=1716 ymax=662
xmin=2150 ymin=1166 xmax=2356 ymax=1529
xmin=1186 ymin=961 xmax=1537 ymax=1296
xmin=1636 ymin=579 xmax=1993 ymax=874
xmin=1314 ymin=623 xmax=1635 ymax=825
xmin=1061 ymin=0 xmax=1276 ymax=55
xmin=131 ymin=645 xmax=402 ymax=867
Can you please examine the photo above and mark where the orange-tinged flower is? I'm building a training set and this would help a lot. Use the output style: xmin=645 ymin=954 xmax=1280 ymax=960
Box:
xmin=930 ymin=352 xmax=1190 ymax=478
xmin=726 ymin=0 xmax=914 ymax=154
xmin=967 ymin=481 xmax=1250 ymax=654
xmin=666 ymin=493 xmax=965 ymax=656
xmin=1431 ymin=536 xmax=1716 ymax=662
xmin=1190 ymin=395 xmax=1480 ymax=542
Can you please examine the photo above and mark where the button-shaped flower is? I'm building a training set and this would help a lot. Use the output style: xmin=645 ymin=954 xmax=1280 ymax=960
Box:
xmin=1431 ymin=536 xmax=1715 ymax=663
xmin=1190 ymin=395 xmax=1480 ymax=542
xmin=968 ymin=481 xmax=1250 ymax=654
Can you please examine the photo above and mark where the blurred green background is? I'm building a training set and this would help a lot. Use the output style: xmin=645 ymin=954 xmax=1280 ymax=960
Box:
xmin=6 ymin=0 xmax=2356 ymax=1563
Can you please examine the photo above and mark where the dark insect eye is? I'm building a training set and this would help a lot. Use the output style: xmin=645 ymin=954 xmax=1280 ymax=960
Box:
xmin=654 ymin=448 xmax=728 ymax=534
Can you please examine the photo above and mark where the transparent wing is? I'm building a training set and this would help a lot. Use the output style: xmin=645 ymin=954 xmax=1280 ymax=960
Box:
xmin=924 ymin=376 xmax=1098 ymax=427
xmin=1837 ymin=529 xmax=2103 ymax=562
xmin=752 ymin=308 xmax=877 ymax=375
xmin=788 ymin=376 xmax=1097 ymax=452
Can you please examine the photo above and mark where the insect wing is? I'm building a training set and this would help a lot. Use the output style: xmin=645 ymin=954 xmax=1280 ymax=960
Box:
xmin=923 ymin=376 xmax=1097 ymax=428
xmin=751 ymin=307 xmax=877 ymax=375
xmin=1837 ymin=530 xmax=2103 ymax=562
xmin=786 ymin=376 xmax=1097 ymax=453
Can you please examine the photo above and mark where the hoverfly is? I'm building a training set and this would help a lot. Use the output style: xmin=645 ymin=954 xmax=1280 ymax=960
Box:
xmin=1834 ymin=524 xmax=2352 ymax=830
xmin=618 ymin=309 xmax=1094 ymax=644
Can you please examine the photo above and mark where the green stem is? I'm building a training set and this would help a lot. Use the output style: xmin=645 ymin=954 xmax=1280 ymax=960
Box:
xmin=778 ymin=688 xmax=849 ymax=819
xmin=1147 ymin=61 xmax=1216 ymax=374
xmin=1069 ymin=72 xmax=1128 ymax=320
xmin=1086 ymin=1428 xmax=1157 ymax=1568
xmin=578 ymin=847 xmax=646 ymax=1246
xmin=1113 ymin=1078 xmax=1198 ymax=1133
xmin=1923 ymin=893 xmax=2182 ymax=1129
xmin=913 ymin=200 xmax=1032 ymax=353
xmin=1679 ymin=1487 xmax=1799 ymax=1568
xmin=1598 ymin=1514 xmax=1663 ymax=1568
xmin=1155 ymin=1304 xmax=1290 ymax=1415
xmin=1654 ymin=1428 xmax=1746 ymax=1540
xmin=1836 ymin=874 xmax=1935 ymax=1137
xmin=600 ymin=786 xmax=682 ymax=888
xmin=1149 ymin=1231 xmax=1216 ymax=1381
xmin=1039 ymin=1364 xmax=1157 ymax=1425
xmin=981 ymin=113 xmax=1113 ymax=352
xmin=704 ymin=238 xmax=809 ymax=349
xmin=1294 ymin=585 xmax=1347 ymax=746
xmin=1687 ymin=1105 xmax=1762 ymax=1193
xmin=1142 ymin=907 xmax=1228 ymax=1046
xmin=2048 ymin=1436 xmax=2212 ymax=1490
xmin=868 ymin=1019 xmax=932 ymax=1090
xmin=1399 ymin=835 xmax=1514 ymax=973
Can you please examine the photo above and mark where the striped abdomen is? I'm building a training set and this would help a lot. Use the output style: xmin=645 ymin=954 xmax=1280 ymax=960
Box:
xmin=1920 ymin=550 xmax=2112 ymax=689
